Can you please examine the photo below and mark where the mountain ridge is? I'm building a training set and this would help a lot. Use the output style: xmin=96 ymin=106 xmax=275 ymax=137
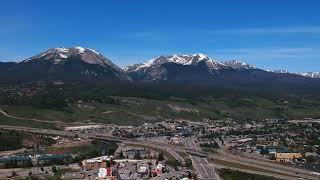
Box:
xmin=0 ymin=48 xmax=319 ymax=84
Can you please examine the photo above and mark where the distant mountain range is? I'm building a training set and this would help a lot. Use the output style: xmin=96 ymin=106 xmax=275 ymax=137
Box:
xmin=269 ymin=70 xmax=320 ymax=79
xmin=0 ymin=47 xmax=319 ymax=86
xmin=124 ymin=54 xmax=320 ymax=88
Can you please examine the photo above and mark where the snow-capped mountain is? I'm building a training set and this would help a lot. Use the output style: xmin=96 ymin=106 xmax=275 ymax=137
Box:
xmin=124 ymin=54 xmax=257 ymax=81
xmin=268 ymin=69 xmax=290 ymax=74
xmin=268 ymin=70 xmax=320 ymax=79
xmin=298 ymin=72 xmax=320 ymax=78
xmin=223 ymin=60 xmax=254 ymax=69
xmin=25 ymin=47 xmax=116 ymax=67
xmin=1 ymin=47 xmax=131 ymax=81
xmin=0 ymin=49 xmax=319 ymax=84
xmin=123 ymin=54 xmax=320 ymax=85
xmin=125 ymin=55 xmax=257 ymax=73
xmin=125 ymin=54 xmax=226 ymax=72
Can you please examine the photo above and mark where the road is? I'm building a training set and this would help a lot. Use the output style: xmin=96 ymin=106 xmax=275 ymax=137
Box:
xmin=0 ymin=108 xmax=91 ymax=126
xmin=185 ymin=137 xmax=220 ymax=180
xmin=0 ymin=108 xmax=64 ymax=124
xmin=1 ymin=125 xmax=318 ymax=180
xmin=211 ymin=149 xmax=318 ymax=180
xmin=0 ymin=125 xmax=76 ymax=136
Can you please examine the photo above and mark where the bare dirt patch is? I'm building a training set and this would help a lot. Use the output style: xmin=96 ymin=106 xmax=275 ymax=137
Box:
xmin=168 ymin=104 xmax=199 ymax=113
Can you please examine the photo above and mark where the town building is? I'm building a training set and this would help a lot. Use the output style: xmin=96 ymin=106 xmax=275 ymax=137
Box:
xmin=81 ymin=156 xmax=113 ymax=170
xmin=275 ymin=152 xmax=303 ymax=162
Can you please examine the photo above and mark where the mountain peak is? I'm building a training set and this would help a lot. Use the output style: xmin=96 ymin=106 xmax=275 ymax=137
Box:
xmin=192 ymin=53 xmax=209 ymax=60
xmin=223 ymin=60 xmax=255 ymax=69
xmin=23 ymin=46 xmax=107 ymax=65
xmin=125 ymin=53 xmax=220 ymax=72
xmin=10 ymin=46 xmax=131 ymax=81
xmin=74 ymin=46 xmax=85 ymax=53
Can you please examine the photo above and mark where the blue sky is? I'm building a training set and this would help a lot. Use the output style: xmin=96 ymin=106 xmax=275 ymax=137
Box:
xmin=0 ymin=0 xmax=319 ymax=72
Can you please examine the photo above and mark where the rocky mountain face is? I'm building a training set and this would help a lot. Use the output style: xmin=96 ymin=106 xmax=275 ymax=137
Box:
xmin=124 ymin=54 xmax=319 ymax=86
xmin=124 ymin=54 xmax=230 ymax=81
xmin=0 ymin=47 xmax=131 ymax=82
xmin=223 ymin=60 xmax=255 ymax=69
xmin=0 ymin=49 xmax=319 ymax=87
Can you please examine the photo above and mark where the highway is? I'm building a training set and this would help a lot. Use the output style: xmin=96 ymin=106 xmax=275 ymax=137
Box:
xmin=211 ymin=149 xmax=319 ymax=180
xmin=1 ymin=125 xmax=319 ymax=180
xmin=185 ymin=137 xmax=220 ymax=180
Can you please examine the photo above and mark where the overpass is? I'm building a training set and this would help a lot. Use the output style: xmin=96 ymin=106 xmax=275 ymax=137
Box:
xmin=1 ymin=125 xmax=317 ymax=180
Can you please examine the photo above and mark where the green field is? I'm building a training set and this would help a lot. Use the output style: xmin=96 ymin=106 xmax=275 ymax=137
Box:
xmin=2 ymin=93 xmax=320 ymax=128
xmin=2 ymin=81 xmax=320 ymax=128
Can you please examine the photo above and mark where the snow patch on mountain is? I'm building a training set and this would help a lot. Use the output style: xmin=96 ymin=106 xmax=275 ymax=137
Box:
xmin=55 ymin=48 xmax=69 ymax=53
xmin=223 ymin=60 xmax=254 ymax=69
xmin=88 ymin=48 xmax=100 ymax=55
xmin=59 ymin=53 xmax=68 ymax=59
xmin=138 ymin=57 xmax=159 ymax=69
xmin=193 ymin=53 xmax=209 ymax=61
xmin=270 ymin=69 xmax=290 ymax=74
xmin=206 ymin=60 xmax=227 ymax=69
xmin=22 ymin=47 xmax=109 ymax=66
xmin=125 ymin=54 xmax=223 ymax=72
xmin=75 ymin=47 xmax=85 ymax=54
xmin=298 ymin=72 xmax=320 ymax=78
xmin=268 ymin=70 xmax=320 ymax=79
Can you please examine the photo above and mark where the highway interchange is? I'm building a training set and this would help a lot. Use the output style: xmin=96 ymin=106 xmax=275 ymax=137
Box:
xmin=0 ymin=125 xmax=319 ymax=180
xmin=185 ymin=137 xmax=220 ymax=180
